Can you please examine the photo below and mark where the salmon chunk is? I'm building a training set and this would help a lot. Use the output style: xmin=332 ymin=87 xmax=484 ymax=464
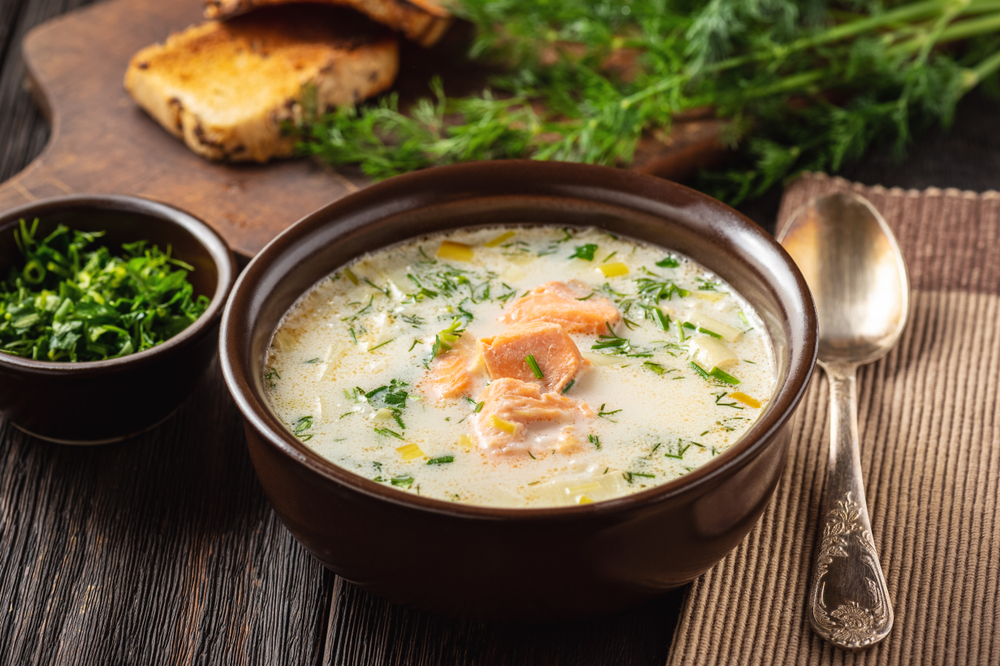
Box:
xmin=480 ymin=321 xmax=587 ymax=392
xmin=472 ymin=378 xmax=594 ymax=454
xmin=421 ymin=351 xmax=473 ymax=400
xmin=501 ymin=280 xmax=621 ymax=335
xmin=419 ymin=337 xmax=481 ymax=401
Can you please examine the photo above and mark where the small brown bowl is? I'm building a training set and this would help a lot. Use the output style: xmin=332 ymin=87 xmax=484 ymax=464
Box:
xmin=0 ymin=194 xmax=236 ymax=444
xmin=220 ymin=161 xmax=817 ymax=620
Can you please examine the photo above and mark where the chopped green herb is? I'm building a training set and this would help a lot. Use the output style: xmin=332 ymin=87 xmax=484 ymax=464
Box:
xmin=0 ymin=219 xmax=210 ymax=362
xmin=431 ymin=317 xmax=466 ymax=358
xmin=709 ymin=367 xmax=741 ymax=385
xmin=588 ymin=434 xmax=601 ymax=450
xmin=569 ymin=244 xmax=598 ymax=261
xmin=342 ymin=295 xmax=374 ymax=323
xmin=643 ymin=361 xmax=666 ymax=375
xmin=264 ymin=368 xmax=280 ymax=389
xmin=698 ymin=327 xmax=723 ymax=339
xmin=370 ymin=380 xmax=409 ymax=407
xmin=304 ymin=358 xmax=321 ymax=364
xmin=369 ymin=337 xmax=395 ymax=351
xmin=656 ymin=256 xmax=680 ymax=269
xmin=624 ymin=471 xmax=655 ymax=484
xmin=696 ymin=278 xmax=721 ymax=292
xmin=427 ymin=456 xmax=455 ymax=465
xmin=714 ymin=391 xmax=744 ymax=409
xmin=689 ymin=361 xmax=710 ymax=380
xmin=374 ymin=427 xmax=404 ymax=439
xmin=364 ymin=278 xmax=390 ymax=296
xmin=525 ymin=354 xmax=544 ymax=379
xmin=652 ymin=307 xmax=670 ymax=331
xmin=292 ymin=416 xmax=314 ymax=441
xmin=635 ymin=278 xmax=690 ymax=303
xmin=391 ymin=475 xmax=414 ymax=488
xmin=561 ymin=379 xmax=576 ymax=394
xmin=663 ymin=439 xmax=692 ymax=459
xmin=601 ymin=251 xmax=617 ymax=263
xmin=597 ymin=404 xmax=622 ymax=422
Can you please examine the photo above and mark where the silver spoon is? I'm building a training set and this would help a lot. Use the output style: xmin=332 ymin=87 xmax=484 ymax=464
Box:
xmin=778 ymin=191 xmax=908 ymax=650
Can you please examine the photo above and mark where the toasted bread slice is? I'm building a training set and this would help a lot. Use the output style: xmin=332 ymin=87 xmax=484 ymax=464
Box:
xmin=124 ymin=6 xmax=399 ymax=162
xmin=205 ymin=0 xmax=452 ymax=47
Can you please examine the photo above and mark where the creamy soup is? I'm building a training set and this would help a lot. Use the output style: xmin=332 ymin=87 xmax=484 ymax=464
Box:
xmin=265 ymin=226 xmax=775 ymax=507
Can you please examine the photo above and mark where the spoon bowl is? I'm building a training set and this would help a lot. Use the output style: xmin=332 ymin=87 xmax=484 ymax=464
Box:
xmin=779 ymin=191 xmax=908 ymax=650
xmin=780 ymin=192 xmax=908 ymax=366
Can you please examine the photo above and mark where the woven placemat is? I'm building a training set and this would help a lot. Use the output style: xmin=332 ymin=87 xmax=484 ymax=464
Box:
xmin=666 ymin=173 xmax=1000 ymax=666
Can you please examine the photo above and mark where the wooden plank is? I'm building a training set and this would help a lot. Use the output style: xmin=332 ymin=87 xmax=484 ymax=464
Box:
xmin=0 ymin=362 xmax=333 ymax=665
xmin=322 ymin=576 xmax=685 ymax=665
xmin=0 ymin=0 xmax=96 ymax=185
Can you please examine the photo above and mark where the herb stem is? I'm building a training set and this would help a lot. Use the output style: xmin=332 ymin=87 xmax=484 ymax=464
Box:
xmin=967 ymin=48 xmax=1000 ymax=89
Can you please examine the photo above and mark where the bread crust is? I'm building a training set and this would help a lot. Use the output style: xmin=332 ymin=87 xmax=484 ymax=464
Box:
xmin=204 ymin=0 xmax=452 ymax=47
xmin=124 ymin=6 xmax=399 ymax=163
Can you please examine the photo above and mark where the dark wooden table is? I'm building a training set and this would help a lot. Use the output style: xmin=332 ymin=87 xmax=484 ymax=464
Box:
xmin=1 ymin=1 xmax=998 ymax=664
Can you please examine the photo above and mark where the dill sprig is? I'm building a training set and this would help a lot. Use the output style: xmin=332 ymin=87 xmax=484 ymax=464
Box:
xmin=291 ymin=0 xmax=1000 ymax=205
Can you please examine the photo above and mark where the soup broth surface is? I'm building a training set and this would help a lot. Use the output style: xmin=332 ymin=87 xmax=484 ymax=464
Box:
xmin=266 ymin=226 xmax=775 ymax=507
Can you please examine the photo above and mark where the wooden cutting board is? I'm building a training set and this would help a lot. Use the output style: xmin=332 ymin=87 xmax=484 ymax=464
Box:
xmin=0 ymin=0 xmax=725 ymax=257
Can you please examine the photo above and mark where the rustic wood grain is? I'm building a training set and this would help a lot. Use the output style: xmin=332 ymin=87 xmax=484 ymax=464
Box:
xmin=0 ymin=361 xmax=333 ymax=665
xmin=0 ymin=0 xmax=94 ymax=185
xmin=323 ymin=577 xmax=684 ymax=666
xmin=0 ymin=0 xmax=726 ymax=258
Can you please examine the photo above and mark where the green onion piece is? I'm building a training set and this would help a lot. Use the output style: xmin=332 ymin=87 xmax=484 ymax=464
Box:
xmin=656 ymin=256 xmax=680 ymax=268
xmin=369 ymin=337 xmax=395 ymax=351
xmin=709 ymin=367 xmax=741 ymax=385
xmin=653 ymin=307 xmax=670 ymax=331
xmin=525 ymin=354 xmax=544 ymax=379
xmin=427 ymin=456 xmax=455 ymax=465
xmin=689 ymin=361 xmax=710 ymax=380
xmin=569 ymin=244 xmax=598 ymax=261
xmin=390 ymin=475 xmax=414 ymax=488
xmin=643 ymin=361 xmax=666 ymax=375
xmin=698 ymin=327 xmax=723 ymax=339
xmin=562 ymin=379 xmax=576 ymax=394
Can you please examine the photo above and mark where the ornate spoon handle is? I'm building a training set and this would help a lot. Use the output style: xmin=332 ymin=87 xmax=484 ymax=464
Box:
xmin=808 ymin=362 xmax=893 ymax=649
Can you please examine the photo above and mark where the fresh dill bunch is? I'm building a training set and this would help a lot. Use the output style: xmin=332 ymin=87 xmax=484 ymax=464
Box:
xmin=289 ymin=0 xmax=1000 ymax=205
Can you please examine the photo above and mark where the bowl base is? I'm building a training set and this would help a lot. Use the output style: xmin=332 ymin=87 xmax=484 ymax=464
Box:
xmin=12 ymin=407 xmax=180 ymax=445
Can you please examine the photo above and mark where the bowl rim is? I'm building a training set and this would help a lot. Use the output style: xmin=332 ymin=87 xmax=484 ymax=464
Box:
xmin=221 ymin=160 xmax=817 ymax=521
xmin=0 ymin=193 xmax=236 ymax=373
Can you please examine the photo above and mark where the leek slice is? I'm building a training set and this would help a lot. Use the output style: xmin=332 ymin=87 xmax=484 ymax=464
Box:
xmin=686 ymin=312 xmax=742 ymax=342
xmin=689 ymin=336 xmax=738 ymax=370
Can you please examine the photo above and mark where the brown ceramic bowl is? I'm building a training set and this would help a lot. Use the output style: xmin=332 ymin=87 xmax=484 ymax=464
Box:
xmin=0 ymin=195 xmax=236 ymax=444
xmin=220 ymin=161 xmax=817 ymax=620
